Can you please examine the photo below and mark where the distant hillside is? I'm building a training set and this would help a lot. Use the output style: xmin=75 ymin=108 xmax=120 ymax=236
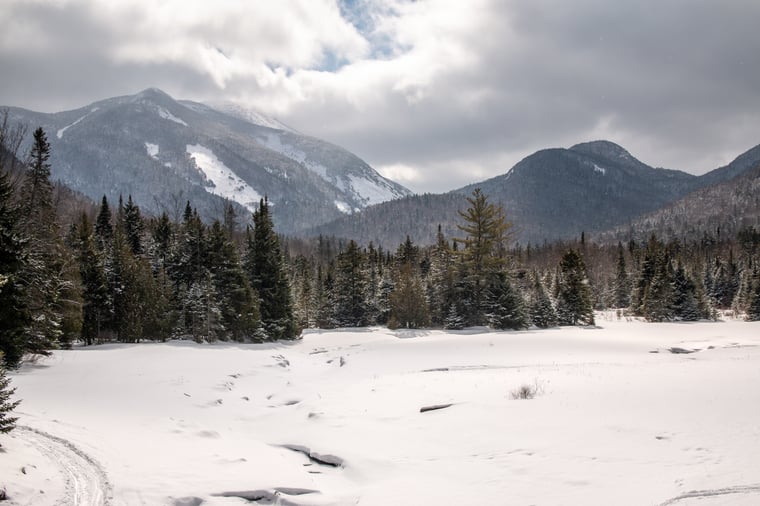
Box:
xmin=305 ymin=140 xmax=760 ymax=248
xmin=3 ymin=88 xmax=411 ymax=234
xmin=598 ymin=163 xmax=760 ymax=244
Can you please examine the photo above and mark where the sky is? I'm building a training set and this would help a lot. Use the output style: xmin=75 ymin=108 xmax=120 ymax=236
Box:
xmin=1 ymin=0 xmax=759 ymax=194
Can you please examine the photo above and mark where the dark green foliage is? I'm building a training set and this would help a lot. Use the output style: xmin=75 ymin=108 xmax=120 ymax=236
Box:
xmin=746 ymin=267 xmax=760 ymax=321
xmin=95 ymin=195 xmax=113 ymax=250
xmin=0 ymin=166 xmax=29 ymax=367
xmin=556 ymin=249 xmax=594 ymax=326
xmin=485 ymin=271 xmax=528 ymax=330
xmin=456 ymin=189 xmax=513 ymax=325
xmin=0 ymin=359 xmax=20 ymax=433
xmin=672 ymin=263 xmax=703 ymax=321
xmin=207 ymin=221 xmax=260 ymax=341
xmin=123 ymin=195 xmax=144 ymax=256
xmin=72 ymin=213 xmax=110 ymax=345
xmin=332 ymin=240 xmax=371 ymax=327
xmin=244 ymin=198 xmax=297 ymax=340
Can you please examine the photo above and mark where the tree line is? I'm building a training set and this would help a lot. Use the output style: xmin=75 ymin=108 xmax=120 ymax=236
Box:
xmin=2 ymin=122 xmax=760 ymax=372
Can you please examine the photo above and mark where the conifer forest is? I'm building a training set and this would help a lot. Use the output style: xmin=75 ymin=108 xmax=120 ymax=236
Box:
xmin=2 ymin=120 xmax=760 ymax=373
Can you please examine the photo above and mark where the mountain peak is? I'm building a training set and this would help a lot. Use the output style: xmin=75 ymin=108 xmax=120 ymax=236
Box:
xmin=570 ymin=140 xmax=633 ymax=161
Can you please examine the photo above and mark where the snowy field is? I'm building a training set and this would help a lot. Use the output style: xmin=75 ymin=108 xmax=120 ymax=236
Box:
xmin=3 ymin=314 xmax=760 ymax=505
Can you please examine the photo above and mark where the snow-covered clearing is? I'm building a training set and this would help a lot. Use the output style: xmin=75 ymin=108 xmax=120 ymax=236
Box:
xmin=3 ymin=316 xmax=760 ymax=505
xmin=186 ymin=144 xmax=262 ymax=212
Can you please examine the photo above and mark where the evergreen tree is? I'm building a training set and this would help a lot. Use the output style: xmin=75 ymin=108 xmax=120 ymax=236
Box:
xmin=123 ymin=195 xmax=144 ymax=256
xmin=428 ymin=225 xmax=455 ymax=326
xmin=529 ymin=272 xmax=557 ymax=328
xmin=332 ymin=240 xmax=371 ymax=327
xmin=672 ymin=262 xmax=701 ymax=321
xmin=642 ymin=252 xmax=675 ymax=322
xmin=485 ymin=271 xmax=528 ymax=330
xmin=613 ymin=242 xmax=631 ymax=308
xmin=18 ymin=127 xmax=75 ymax=355
xmin=556 ymin=249 xmax=594 ymax=326
xmin=388 ymin=262 xmax=430 ymax=329
xmin=0 ymin=166 xmax=29 ymax=367
xmin=0 ymin=356 xmax=20 ymax=433
xmin=207 ymin=220 xmax=260 ymax=340
xmin=73 ymin=213 xmax=110 ymax=345
xmin=456 ymin=189 xmax=512 ymax=325
xmin=244 ymin=198 xmax=296 ymax=340
xmin=95 ymin=195 xmax=113 ymax=251
xmin=746 ymin=267 xmax=760 ymax=321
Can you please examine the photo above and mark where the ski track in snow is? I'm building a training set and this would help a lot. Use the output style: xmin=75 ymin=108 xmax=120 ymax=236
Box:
xmin=659 ymin=484 xmax=760 ymax=505
xmin=15 ymin=426 xmax=112 ymax=506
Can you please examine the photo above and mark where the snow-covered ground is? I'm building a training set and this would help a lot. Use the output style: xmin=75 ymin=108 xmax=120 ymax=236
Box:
xmin=3 ymin=315 xmax=760 ymax=505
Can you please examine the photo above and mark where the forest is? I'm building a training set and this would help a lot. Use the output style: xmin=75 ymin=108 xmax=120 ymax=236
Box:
xmin=1 ymin=120 xmax=760 ymax=372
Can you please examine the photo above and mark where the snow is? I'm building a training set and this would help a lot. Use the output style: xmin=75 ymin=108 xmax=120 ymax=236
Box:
xmin=347 ymin=174 xmax=398 ymax=206
xmin=145 ymin=142 xmax=159 ymax=159
xmin=211 ymin=102 xmax=296 ymax=133
xmin=186 ymin=144 xmax=262 ymax=212
xmin=4 ymin=315 xmax=760 ymax=505
xmin=157 ymin=106 xmax=188 ymax=126
xmin=593 ymin=163 xmax=607 ymax=175
xmin=56 ymin=108 xmax=98 ymax=139
xmin=334 ymin=200 xmax=352 ymax=214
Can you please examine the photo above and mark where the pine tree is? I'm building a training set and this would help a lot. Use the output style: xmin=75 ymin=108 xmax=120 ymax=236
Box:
xmin=556 ymin=249 xmax=594 ymax=326
xmin=456 ymin=189 xmax=512 ymax=325
xmin=244 ymin=198 xmax=296 ymax=340
xmin=672 ymin=262 xmax=701 ymax=321
xmin=0 ymin=356 xmax=20 ymax=433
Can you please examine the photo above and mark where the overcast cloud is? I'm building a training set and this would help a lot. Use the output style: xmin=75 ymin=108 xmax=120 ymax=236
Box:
xmin=1 ymin=0 xmax=759 ymax=193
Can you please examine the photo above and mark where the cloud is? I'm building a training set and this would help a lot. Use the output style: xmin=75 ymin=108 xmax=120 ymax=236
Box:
xmin=1 ymin=0 xmax=759 ymax=192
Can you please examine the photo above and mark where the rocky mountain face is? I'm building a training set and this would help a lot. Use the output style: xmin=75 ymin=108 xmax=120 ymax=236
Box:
xmin=4 ymin=88 xmax=410 ymax=234
xmin=306 ymin=140 xmax=760 ymax=247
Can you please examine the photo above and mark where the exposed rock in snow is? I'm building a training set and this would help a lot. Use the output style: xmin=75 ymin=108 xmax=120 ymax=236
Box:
xmin=145 ymin=142 xmax=159 ymax=159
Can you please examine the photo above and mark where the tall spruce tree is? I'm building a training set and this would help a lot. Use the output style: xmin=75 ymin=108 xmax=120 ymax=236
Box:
xmin=123 ymin=195 xmax=144 ymax=256
xmin=0 ymin=163 xmax=29 ymax=367
xmin=18 ymin=127 xmax=75 ymax=355
xmin=613 ymin=242 xmax=631 ymax=308
xmin=556 ymin=249 xmax=594 ymax=326
xmin=207 ymin=220 xmax=260 ymax=341
xmin=529 ymin=272 xmax=557 ymax=328
xmin=73 ymin=213 xmax=110 ymax=345
xmin=244 ymin=198 xmax=296 ymax=340
xmin=332 ymin=240 xmax=371 ymax=327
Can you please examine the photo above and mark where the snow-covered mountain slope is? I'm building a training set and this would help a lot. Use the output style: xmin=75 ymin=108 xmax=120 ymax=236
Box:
xmin=3 ymin=88 xmax=411 ymax=233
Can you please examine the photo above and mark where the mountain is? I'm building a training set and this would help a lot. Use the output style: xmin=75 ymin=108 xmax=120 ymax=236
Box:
xmin=598 ymin=162 xmax=760 ymax=243
xmin=306 ymin=141 xmax=760 ymax=247
xmin=3 ymin=88 xmax=411 ymax=233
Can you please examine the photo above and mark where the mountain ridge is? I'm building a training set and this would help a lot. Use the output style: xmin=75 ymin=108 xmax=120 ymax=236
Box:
xmin=3 ymin=88 xmax=411 ymax=234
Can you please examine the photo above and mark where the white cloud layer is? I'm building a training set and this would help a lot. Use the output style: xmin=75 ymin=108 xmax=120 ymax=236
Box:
xmin=1 ymin=0 xmax=759 ymax=192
